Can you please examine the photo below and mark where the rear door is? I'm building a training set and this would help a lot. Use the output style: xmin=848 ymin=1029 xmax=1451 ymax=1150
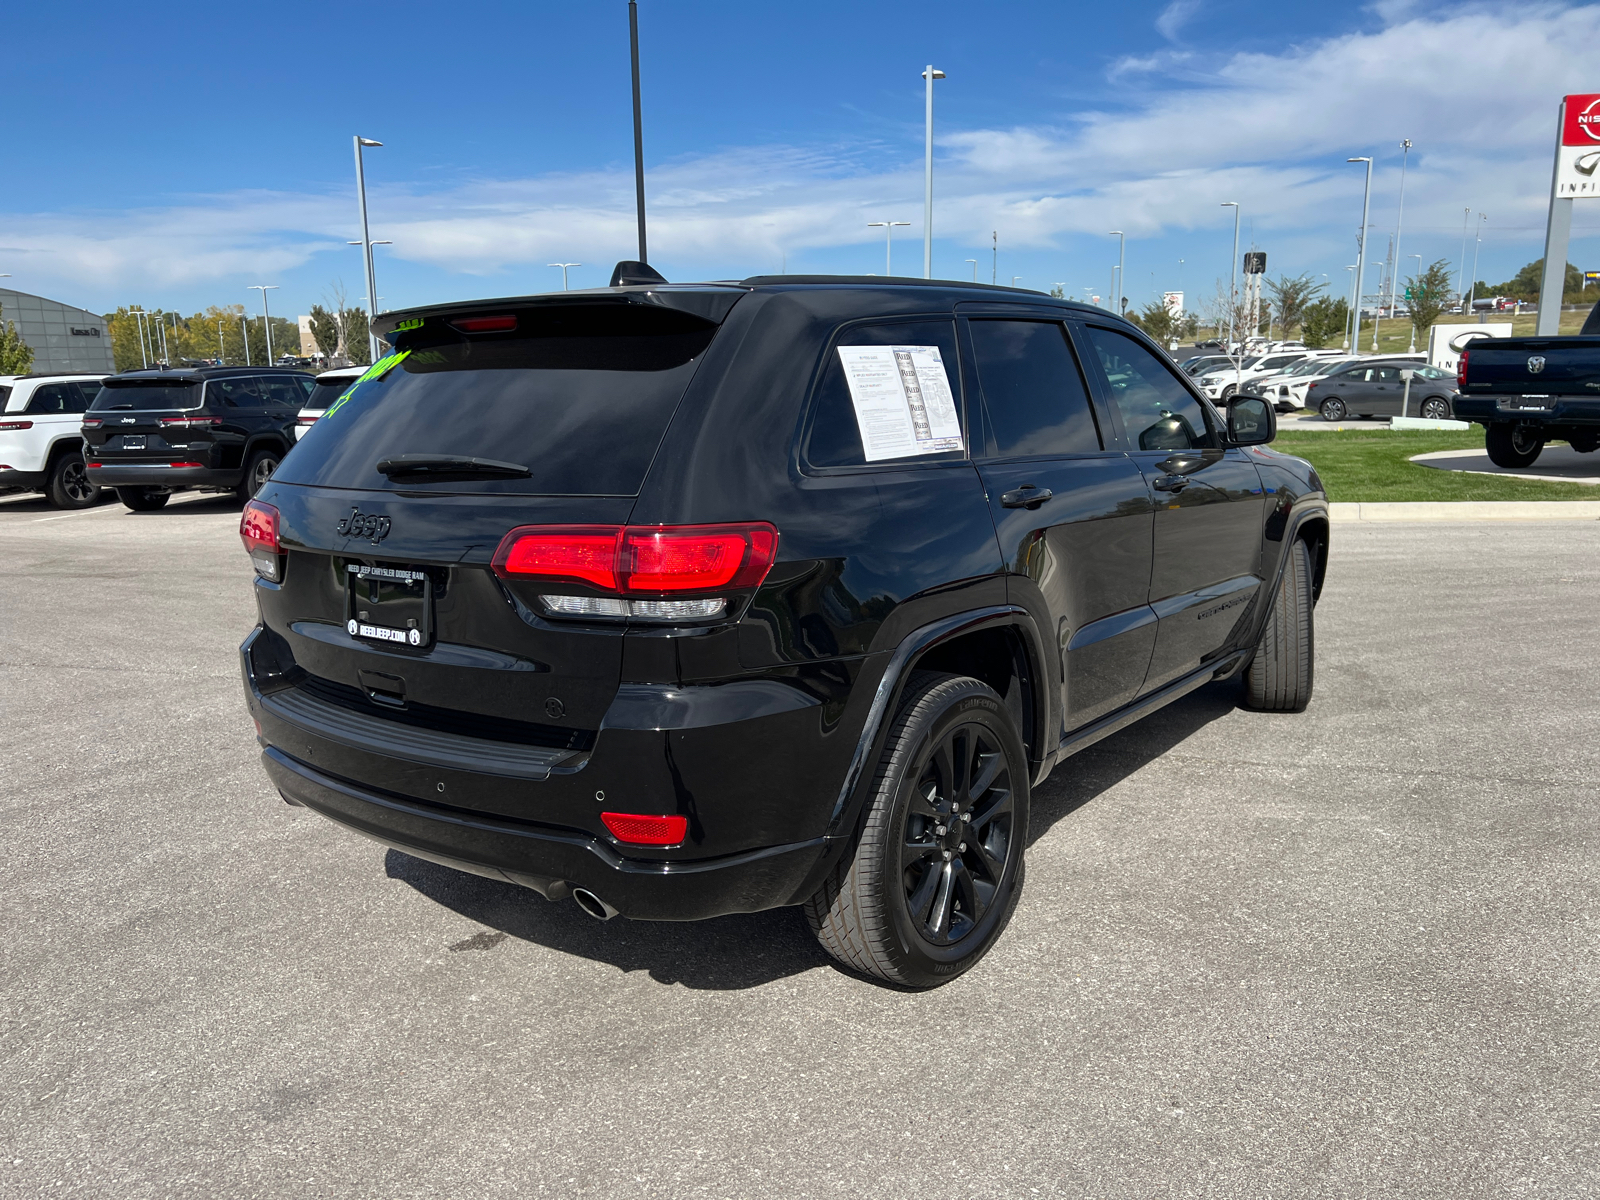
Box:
xmin=23 ymin=382 xmax=85 ymax=469
xmin=964 ymin=314 xmax=1157 ymax=733
xmin=1079 ymin=322 xmax=1266 ymax=694
xmin=1364 ymin=365 xmax=1403 ymax=415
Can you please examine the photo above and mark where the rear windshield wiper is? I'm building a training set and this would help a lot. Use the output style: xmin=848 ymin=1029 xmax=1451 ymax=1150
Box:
xmin=375 ymin=454 xmax=532 ymax=479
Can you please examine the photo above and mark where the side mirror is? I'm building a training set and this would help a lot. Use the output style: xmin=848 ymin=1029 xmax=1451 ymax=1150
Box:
xmin=1227 ymin=394 xmax=1275 ymax=445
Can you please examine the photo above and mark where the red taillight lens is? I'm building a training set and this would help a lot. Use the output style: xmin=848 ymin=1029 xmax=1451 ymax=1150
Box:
xmin=86 ymin=461 xmax=103 ymax=468
xmin=601 ymin=812 xmax=688 ymax=846
xmin=0 ymin=420 xmax=33 ymax=431
xmin=240 ymin=499 xmax=281 ymax=581
xmin=160 ymin=416 xmax=221 ymax=428
xmin=296 ymin=416 xmax=318 ymax=426
xmin=1457 ymin=350 xmax=1468 ymax=389
xmin=450 ymin=314 xmax=518 ymax=334
xmin=497 ymin=526 xmax=622 ymax=590
xmin=493 ymin=522 xmax=779 ymax=597
xmin=82 ymin=418 xmax=103 ymax=428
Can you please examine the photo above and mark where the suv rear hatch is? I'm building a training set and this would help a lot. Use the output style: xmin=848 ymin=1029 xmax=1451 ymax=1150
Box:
xmin=252 ymin=293 xmax=743 ymax=815
xmin=84 ymin=379 xmax=203 ymax=460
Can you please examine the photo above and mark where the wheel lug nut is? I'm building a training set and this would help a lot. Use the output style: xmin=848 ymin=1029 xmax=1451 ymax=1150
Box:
xmin=941 ymin=850 xmax=952 ymax=861
xmin=935 ymin=825 xmax=946 ymax=835
xmin=959 ymin=842 xmax=967 ymax=852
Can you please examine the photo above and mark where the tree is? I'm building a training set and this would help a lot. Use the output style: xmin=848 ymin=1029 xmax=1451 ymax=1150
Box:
xmin=308 ymin=305 xmax=341 ymax=358
xmin=1264 ymin=273 xmax=1324 ymax=340
xmin=1204 ymin=279 xmax=1253 ymax=345
xmin=341 ymin=306 xmax=371 ymax=366
xmin=1405 ymin=258 xmax=1454 ymax=343
xmin=0 ymin=301 xmax=34 ymax=374
xmin=1128 ymin=298 xmax=1177 ymax=345
xmin=1300 ymin=297 xmax=1349 ymax=349
xmin=1048 ymin=284 xmax=1065 ymax=299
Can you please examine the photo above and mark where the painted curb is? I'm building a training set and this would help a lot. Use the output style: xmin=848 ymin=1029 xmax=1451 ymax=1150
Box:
xmin=1330 ymin=501 xmax=1600 ymax=522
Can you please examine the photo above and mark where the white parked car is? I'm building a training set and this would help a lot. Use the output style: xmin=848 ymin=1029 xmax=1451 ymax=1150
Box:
xmin=294 ymin=365 xmax=365 ymax=440
xmin=0 ymin=372 xmax=109 ymax=507
xmin=1193 ymin=350 xmax=1326 ymax=401
xmin=1242 ymin=354 xmax=1356 ymax=411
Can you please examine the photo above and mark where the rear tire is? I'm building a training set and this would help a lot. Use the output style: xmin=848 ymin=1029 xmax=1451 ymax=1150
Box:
xmin=1319 ymin=397 xmax=1346 ymax=421
xmin=237 ymin=449 xmax=280 ymax=501
xmin=1568 ymin=430 xmax=1599 ymax=454
xmin=1485 ymin=422 xmax=1544 ymax=468
xmin=1418 ymin=396 xmax=1452 ymax=421
xmin=1244 ymin=538 xmax=1314 ymax=713
xmin=116 ymin=487 xmax=169 ymax=512
xmin=805 ymin=672 xmax=1028 ymax=989
xmin=46 ymin=451 xmax=99 ymax=509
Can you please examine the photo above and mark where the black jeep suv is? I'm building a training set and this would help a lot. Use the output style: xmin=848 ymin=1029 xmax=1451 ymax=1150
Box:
xmin=238 ymin=271 xmax=1328 ymax=987
xmin=84 ymin=365 xmax=314 ymax=510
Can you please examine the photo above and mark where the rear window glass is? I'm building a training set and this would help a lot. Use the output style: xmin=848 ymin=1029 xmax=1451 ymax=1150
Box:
xmin=309 ymin=376 xmax=355 ymax=407
xmin=89 ymin=382 xmax=201 ymax=411
xmin=274 ymin=304 xmax=718 ymax=496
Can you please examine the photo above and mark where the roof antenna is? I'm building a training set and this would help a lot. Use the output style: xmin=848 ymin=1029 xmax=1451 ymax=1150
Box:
xmin=630 ymin=0 xmax=648 ymax=266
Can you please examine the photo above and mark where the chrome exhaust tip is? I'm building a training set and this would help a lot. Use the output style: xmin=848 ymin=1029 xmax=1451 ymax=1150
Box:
xmin=572 ymin=888 xmax=618 ymax=921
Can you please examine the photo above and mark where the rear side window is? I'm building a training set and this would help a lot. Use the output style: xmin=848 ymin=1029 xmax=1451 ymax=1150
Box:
xmin=1085 ymin=326 xmax=1216 ymax=452
xmin=275 ymin=304 xmax=718 ymax=496
xmin=209 ymin=377 xmax=264 ymax=408
xmin=26 ymin=383 xmax=79 ymax=414
xmin=254 ymin=375 xmax=310 ymax=406
xmin=805 ymin=320 xmax=964 ymax=469
xmin=968 ymin=319 xmax=1101 ymax=459
xmin=89 ymin=382 xmax=201 ymax=411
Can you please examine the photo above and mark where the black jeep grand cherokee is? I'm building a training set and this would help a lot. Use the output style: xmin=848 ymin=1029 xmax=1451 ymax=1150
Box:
xmin=85 ymin=366 xmax=314 ymax=510
xmin=239 ymin=271 xmax=1327 ymax=987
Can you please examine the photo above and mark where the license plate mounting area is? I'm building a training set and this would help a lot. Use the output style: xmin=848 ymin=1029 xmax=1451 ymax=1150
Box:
xmin=343 ymin=562 xmax=434 ymax=648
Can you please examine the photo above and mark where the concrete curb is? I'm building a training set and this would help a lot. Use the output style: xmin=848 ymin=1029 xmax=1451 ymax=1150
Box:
xmin=1330 ymin=501 xmax=1600 ymax=522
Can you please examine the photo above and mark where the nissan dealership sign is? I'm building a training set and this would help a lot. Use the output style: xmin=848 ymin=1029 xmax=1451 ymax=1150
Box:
xmin=1555 ymin=92 xmax=1600 ymax=199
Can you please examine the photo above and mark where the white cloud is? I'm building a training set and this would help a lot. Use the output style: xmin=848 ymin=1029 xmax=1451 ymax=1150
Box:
xmin=4 ymin=1 xmax=1598 ymax=303
xmin=1156 ymin=0 xmax=1203 ymax=41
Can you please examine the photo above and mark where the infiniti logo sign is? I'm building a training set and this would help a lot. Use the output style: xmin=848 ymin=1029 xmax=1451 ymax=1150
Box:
xmin=336 ymin=507 xmax=391 ymax=544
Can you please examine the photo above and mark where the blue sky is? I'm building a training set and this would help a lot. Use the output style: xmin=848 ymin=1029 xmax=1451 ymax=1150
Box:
xmin=5 ymin=0 xmax=1600 ymax=321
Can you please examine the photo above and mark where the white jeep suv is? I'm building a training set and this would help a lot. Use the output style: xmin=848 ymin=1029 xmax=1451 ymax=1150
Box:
xmin=0 ymin=373 xmax=109 ymax=508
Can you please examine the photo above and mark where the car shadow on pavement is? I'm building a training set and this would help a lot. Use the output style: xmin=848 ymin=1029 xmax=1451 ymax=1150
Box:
xmin=384 ymin=675 xmax=1245 ymax=990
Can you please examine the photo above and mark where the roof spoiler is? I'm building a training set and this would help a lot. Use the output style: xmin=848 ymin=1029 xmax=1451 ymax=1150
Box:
xmin=610 ymin=260 xmax=668 ymax=287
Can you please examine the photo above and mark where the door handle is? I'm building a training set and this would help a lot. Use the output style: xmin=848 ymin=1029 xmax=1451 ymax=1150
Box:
xmin=1152 ymin=474 xmax=1188 ymax=493
xmin=1000 ymin=485 xmax=1054 ymax=509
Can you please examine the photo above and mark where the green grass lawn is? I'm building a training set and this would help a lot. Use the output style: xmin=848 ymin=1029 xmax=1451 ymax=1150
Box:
xmin=1271 ymin=430 xmax=1600 ymax=502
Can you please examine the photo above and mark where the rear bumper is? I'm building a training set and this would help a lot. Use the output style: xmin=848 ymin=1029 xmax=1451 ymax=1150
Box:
xmin=0 ymin=468 xmax=46 ymax=489
xmin=262 ymin=747 xmax=827 ymax=921
xmin=1454 ymin=396 xmax=1600 ymax=425
xmin=85 ymin=461 xmax=242 ymax=489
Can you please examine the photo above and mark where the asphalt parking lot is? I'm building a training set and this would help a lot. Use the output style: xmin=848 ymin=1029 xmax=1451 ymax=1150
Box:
xmin=2 ymin=493 xmax=1597 ymax=1198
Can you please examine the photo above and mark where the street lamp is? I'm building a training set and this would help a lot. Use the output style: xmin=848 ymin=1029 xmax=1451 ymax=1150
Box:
xmin=547 ymin=262 xmax=581 ymax=291
xmin=1457 ymin=207 xmax=1472 ymax=310
xmin=1406 ymin=253 xmax=1423 ymax=351
xmin=1343 ymin=265 xmax=1356 ymax=351
xmin=217 ymin=319 xmax=226 ymax=365
xmin=965 ymin=258 xmax=978 ymax=282
xmin=1012 ymin=276 xmax=1023 ymax=287
xmin=353 ymin=135 xmax=383 ymax=362
xmin=868 ymin=221 xmax=910 ymax=276
xmin=1347 ymin=156 xmax=1373 ymax=355
xmin=1467 ymin=212 xmax=1487 ymax=313
xmin=1220 ymin=202 xmax=1241 ymax=355
xmin=921 ymin=65 xmax=945 ymax=279
xmin=1391 ymin=139 xmax=1412 ymax=320
xmin=240 ymin=314 xmax=250 ymax=366
xmin=1106 ymin=231 xmax=1125 ymax=312
xmin=128 ymin=307 xmax=149 ymax=369
xmin=248 ymin=285 xmax=279 ymax=363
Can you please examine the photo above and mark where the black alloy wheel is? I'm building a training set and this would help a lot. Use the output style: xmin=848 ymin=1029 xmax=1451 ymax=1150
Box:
xmin=46 ymin=452 xmax=99 ymax=509
xmin=1485 ymin=422 xmax=1544 ymax=469
xmin=238 ymin=450 xmax=280 ymax=501
xmin=1418 ymin=396 xmax=1452 ymax=421
xmin=116 ymin=487 xmax=170 ymax=512
xmin=1319 ymin=397 xmax=1347 ymax=421
xmin=806 ymin=672 xmax=1029 ymax=988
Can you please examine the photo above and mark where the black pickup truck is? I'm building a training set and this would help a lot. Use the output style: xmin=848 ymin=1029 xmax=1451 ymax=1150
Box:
xmin=1455 ymin=307 xmax=1600 ymax=467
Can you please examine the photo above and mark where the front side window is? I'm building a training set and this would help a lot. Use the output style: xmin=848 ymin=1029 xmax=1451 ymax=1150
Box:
xmin=805 ymin=320 xmax=964 ymax=468
xmin=1085 ymin=326 xmax=1216 ymax=452
xmin=968 ymin=319 xmax=1100 ymax=458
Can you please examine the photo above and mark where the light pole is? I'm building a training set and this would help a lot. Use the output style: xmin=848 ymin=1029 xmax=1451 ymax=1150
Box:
xmin=1110 ymin=266 xmax=1119 ymax=310
xmin=347 ymin=238 xmax=392 ymax=323
xmin=1012 ymin=276 xmax=1023 ymax=288
xmin=128 ymin=308 xmax=149 ymax=368
xmin=1391 ymin=139 xmax=1412 ymax=320
xmin=868 ymin=221 xmax=910 ymax=276
xmin=1371 ymin=251 xmax=1387 ymax=352
xmin=1106 ymin=231 xmax=1125 ymax=313
xmin=547 ymin=263 xmax=581 ymax=291
xmin=353 ymin=135 xmax=383 ymax=362
xmin=1348 ymin=156 xmax=1373 ymax=355
xmin=965 ymin=259 xmax=977 ymax=282
xmin=1405 ymin=253 xmax=1423 ymax=352
xmin=1456 ymin=207 xmax=1472 ymax=310
xmin=240 ymin=315 xmax=250 ymax=366
xmin=1343 ymin=265 xmax=1357 ymax=351
xmin=248 ymin=285 xmax=279 ymax=363
xmin=922 ymin=65 xmax=945 ymax=279
xmin=1221 ymin=202 xmax=1240 ymax=353
xmin=217 ymin=319 xmax=226 ymax=365
xmin=1467 ymin=213 xmax=1487 ymax=313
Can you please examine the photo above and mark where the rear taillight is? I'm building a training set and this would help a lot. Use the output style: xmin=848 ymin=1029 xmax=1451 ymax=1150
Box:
xmin=160 ymin=416 xmax=221 ymax=428
xmin=240 ymin=499 xmax=282 ymax=582
xmin=601 ymin=812 xmax=688 ymax=846
xmin=1457 ymin=350 xmax=1468 ymax=389
xmin=86 ymin=461 xmax=103 ymax=468
xmin=450 ymin=314 xmax=518 ymax=334
xmin=0 ymin=420 xmax=33 ymax=431
xmin=168 ymin=462 xmax=203 ymax=468
xmin=82 ymin=418 xmax=103 ymax=428
xmin=296 ymin=416 xmax=318 ymax=427
xmin=493 ymin=522 xmax=779 ymax=622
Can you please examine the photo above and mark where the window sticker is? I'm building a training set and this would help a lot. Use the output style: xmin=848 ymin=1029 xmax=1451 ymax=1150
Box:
xmin=835 ymin=345 xmax=963 ymax=462
xmin=322 ymin=350 xmax=410 ymax=421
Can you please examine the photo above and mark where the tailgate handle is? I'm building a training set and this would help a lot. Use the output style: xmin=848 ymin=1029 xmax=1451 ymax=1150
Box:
xmin=357 ymin=669 xmax=407 ymax=709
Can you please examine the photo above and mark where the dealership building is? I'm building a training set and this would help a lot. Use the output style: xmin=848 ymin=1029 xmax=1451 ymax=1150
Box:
xmin=0 ymin=287 xmax=115 ymax=374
